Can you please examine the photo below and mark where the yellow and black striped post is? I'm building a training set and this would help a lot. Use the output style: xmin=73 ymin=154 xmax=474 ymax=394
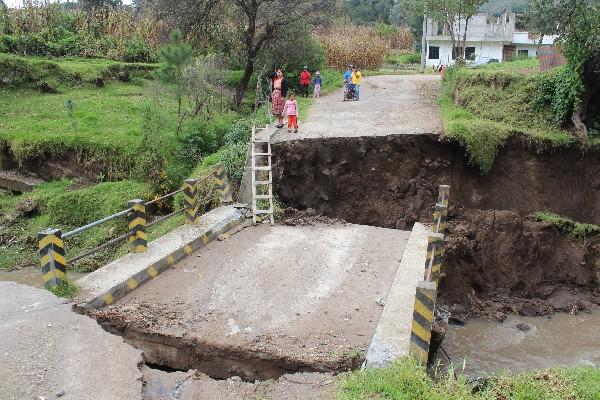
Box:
xmin=409 ymin=280 xmax=437 ymax=364
xmin=128 ymin=199 xmax=147 ymax=253
xmin=432 ymin=203 xmax=448 ymax=234
xmin=423 ymin=233 xmax=444 ymax=284
xmin=183 ymin=179 xmax=199 ymax=224
xmin=38 ymin=228 xmax=67 ymax=289
xmin=213 ymin=165 xmax=233 ymax=204
xmin=437 ymin=185 xmax=450 ymax=208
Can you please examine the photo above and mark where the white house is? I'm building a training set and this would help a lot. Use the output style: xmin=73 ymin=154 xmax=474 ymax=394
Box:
xmin=425 ymin=12 xmax=557 ymax=67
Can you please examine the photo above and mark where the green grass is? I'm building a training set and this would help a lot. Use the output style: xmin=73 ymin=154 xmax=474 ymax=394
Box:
xmin=473 ymin=57 xmax=540 ymax=72
xmin=0 ymin=179 xmax=151 ymax=272
xmin=532 ymin=212 xmax=600 ymax=239
xmin=48 ymin=279 xmax=79 ymax=298
xmin=337 ymin=357 xmax=600 ymax=400
xmin=440 ymin=65 xmax=574 ymax=173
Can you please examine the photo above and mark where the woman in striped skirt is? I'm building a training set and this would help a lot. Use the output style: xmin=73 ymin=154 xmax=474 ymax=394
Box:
xmin=271 ymin=68 xmax=288 ymax=128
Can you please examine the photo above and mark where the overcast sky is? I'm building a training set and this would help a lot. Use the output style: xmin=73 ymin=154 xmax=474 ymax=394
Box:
xmin=5 ymin=0 xmax=132 ymax=7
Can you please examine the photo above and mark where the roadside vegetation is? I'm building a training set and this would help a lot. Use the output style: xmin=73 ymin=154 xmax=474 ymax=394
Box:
xmin=532 ymin=212 xmax=600 ymax=240
xmin=337 ymin=357 xmax=600 ymax=400
xmin=439 ymin=61 xmax=575 ymax=173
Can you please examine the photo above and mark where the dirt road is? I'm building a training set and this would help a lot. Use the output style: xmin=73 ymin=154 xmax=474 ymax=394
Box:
xmin=273 ymin=74 xmax=442 ymax=142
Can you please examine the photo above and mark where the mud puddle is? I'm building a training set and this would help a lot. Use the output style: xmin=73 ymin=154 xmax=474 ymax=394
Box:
xmin=0 ymin=266 xmax=88 ymax=288
xmin=437 ymin=312 xmax=600 ymax=377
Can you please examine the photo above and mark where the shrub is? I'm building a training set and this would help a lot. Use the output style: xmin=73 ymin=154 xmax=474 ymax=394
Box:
xmin=223 ymin=118 xmax=252 ymax=145
xmin=218 ymin=142 xmax=248 ymax=183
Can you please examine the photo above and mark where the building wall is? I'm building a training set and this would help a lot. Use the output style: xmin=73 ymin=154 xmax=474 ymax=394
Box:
xmin=426 ymin=41 xmax=542 ymax=66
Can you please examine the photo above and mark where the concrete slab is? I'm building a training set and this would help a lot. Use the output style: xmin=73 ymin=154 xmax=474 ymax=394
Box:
xmin=76 ymin=206 xmax=243 ymax=309
xmin=364 ymin=222 xmax=430 ymax=367
xmin=96 ymin=223 xmax=411 ymax=379
xmin=0 ymin=282 xmax=143 ymax=400
xmin=273 ymin=75 xmax=442 ymax=142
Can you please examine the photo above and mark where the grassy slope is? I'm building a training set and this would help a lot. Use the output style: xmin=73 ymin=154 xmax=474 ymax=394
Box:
xmin=337 ymin=357 xmax=600 ymax=400
xmin=439 ymin=59 xmax=574 ymax=173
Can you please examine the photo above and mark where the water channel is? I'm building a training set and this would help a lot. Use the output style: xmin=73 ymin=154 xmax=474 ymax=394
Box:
xmin=440 ymin=312 xmax=600 ymax=378
xmin=0 ymin=266 xmax=88 ymax=288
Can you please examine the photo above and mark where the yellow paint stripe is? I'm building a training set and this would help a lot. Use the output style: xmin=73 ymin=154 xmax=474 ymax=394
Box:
xmin=42 ymin=269 xmax=66 ymax=282
xmin=136 ymin=231 xmax=148 ymax=240
xmin=133 ymin=245 xmax=147 ymax=253
xmin=184 ymin=245 xmax=192 ymax=255
xmin=40 ymin=251 xmax=67 ymax=268
xmin=201 ymin=235 xmax=209 ymax=244
xmin=414 ymin=299 xmax=434 ymax=321
xmin=39 ymin=235 xmax=63 ymax=249
xmin=127 ymin=278 xmax=138 ymax=289
xmin=409 ymin=343 xmax=428 ymax=362
xmin=411 ymin=319 xmax=432 ymax=343
xmin=103 ymin=293 xmax=114 ymax=305
xmin=131 ymin=203 xmax=145 ymax=212
xmin=128 ymin=217 xmax=146 ymax=227
xmin=167 ymin=255 xmax=175 ymax=265
xmin=147 ymin=265 xmax=158 ymax=278
xmin=418 ymin=288 xmax=435 ymax=303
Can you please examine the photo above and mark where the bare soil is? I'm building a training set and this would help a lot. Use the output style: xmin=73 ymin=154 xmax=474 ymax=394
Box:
xmin=273 ymin=134 xmax=600 ymax=319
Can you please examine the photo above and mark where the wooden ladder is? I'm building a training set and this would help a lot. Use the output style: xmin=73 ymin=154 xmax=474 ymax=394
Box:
xmin=251 ymin=125 xmax=274 ymax=225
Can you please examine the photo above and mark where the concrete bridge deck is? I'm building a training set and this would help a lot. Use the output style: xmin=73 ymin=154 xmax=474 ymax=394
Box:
xmin=96 ymin=222 xmax=413 ymax=379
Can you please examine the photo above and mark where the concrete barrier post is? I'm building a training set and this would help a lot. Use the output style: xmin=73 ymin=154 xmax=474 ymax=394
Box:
xmin=38 ymin=228 xmax=67 ymax=289
xmin=433 ymin=203 xmax=448 ymax=234
xmin=423 ymin=233 xmax=444 ymax=284
xmin=437 ymin=185 xmax=450 ymax=208
xmin=213 ymin=165 xmax=233 ymax=204
xmin=409 ymin=280 xmax=437 ymax=364
xmin=128 ymin=199 xmax=147 ymax=253
xmin=183 ymin=179 xmax=199 ymax=224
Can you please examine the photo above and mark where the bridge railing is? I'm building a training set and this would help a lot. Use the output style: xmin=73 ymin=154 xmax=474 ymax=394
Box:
xmin=409 ymin=184 xmax=450 ymax=365
xmin=38 ymin=165 xmax=233 ymax=290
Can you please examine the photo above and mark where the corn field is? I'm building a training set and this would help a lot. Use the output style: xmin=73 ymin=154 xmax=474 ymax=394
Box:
xmin=316 ymin=26 xmax=390 ymax=71
xmin=387 ymin=27 xmax=413 ymax=51
xmin=0 ymin=1 xmax=168 ymax=61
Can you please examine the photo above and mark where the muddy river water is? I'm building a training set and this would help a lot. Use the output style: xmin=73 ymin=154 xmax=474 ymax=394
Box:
xmin=441 ymin=312 xmax=600 ymax=377
xmin=0 ymin=267 xmax=88 ymax=288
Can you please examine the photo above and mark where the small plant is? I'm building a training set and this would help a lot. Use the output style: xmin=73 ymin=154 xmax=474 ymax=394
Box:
xmin=65 ymin=98 xmax=77 ymax=134
xmin=48 ymin=279 xmax=79 ymax=299
xmin=532 ymin=212 xmax=600 ymax=240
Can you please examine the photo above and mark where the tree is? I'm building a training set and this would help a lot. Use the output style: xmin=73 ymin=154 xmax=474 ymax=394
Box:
xmin=527 ymin=0 xmax=600 ymax=137
xmin=410 ymin=0 xmax=487 ymax=61
xmin=78 ymin=0 xmax=123 ymax=10
xmin=345 ymin=0 xmax=395 ymax=25
xmin=153 ymin=30 xmax=194 ymax=135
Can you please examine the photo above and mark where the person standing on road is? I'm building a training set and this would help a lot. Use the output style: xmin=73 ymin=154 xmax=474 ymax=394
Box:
xmin=271 ymin=68 xmax=288 ymax=128
xmin=351 ymin=66 xmax=362 ymax=100
xmin=283 ymin=92 xmax=299 ymax=133
xmin=299 ymin=66 xmax=311 ymax=98
xmin=343 ymin=65 xmax=352 ymax=96
xmin=313 ymin=71 xmax=322 ymax=98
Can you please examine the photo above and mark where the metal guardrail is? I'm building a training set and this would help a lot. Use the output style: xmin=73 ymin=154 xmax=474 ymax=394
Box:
xmin=38 ymin=169 xmax=232 ymax=290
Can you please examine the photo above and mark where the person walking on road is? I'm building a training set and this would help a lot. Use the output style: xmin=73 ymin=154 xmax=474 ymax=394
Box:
xmin=299 ymin=66 xmax=311 ymax=98
xmin=343 ymin=65 xmax=352 ymax=97
xmin=283 ymin=92 xmax=299 ymax=133
xmin=351 ymin=66 xmax=362 ymax=100
xmin=313 ymin=71 xmax=322 ymax=98
xmin=271 ymin=68 xmax=288 ymax=128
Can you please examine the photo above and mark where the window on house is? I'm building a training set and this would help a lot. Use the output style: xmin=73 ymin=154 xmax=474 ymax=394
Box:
xmin=465 ymin=47 xmax=476 ymax=60
xmin=428 ymin=46 xmax=440 ymax=59
xmin=518 ymin=49 xmax=529 ymax=58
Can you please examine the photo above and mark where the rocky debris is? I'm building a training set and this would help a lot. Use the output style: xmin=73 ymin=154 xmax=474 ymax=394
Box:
xmin=282 ymin=207 xmax=345 ymax=226
xmin=38 ymin=82 xmax=58 ymax=94
xmin=4 ymin=198 xmax=40 ymax=223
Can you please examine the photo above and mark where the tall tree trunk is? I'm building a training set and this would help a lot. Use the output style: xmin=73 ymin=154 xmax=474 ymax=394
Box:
xmin=234 ymin=55 xmax=255 ymax=108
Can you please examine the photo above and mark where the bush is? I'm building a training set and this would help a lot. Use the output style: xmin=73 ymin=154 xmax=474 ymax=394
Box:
xmin=223 ymin=118 xmax=252 ymax=145
xmin=47 ymin=180 xmax=150 ymax=227
xmin=218 ymin=142 xmax=248 ymax=183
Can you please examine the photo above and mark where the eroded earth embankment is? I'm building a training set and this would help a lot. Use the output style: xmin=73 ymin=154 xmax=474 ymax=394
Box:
xmin=273 ymin=134 xmax=600 ymax=318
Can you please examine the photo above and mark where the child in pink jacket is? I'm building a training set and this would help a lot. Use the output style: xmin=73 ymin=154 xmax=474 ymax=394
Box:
xmin=283 ymin=93 xmax=299 ymax=133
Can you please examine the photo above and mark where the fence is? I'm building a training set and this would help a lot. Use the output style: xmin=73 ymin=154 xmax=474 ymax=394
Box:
xmin=38 ymin=166 xmax=233 ymax=290
xmin=409 ymin=184 xmax=450 ymax=364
